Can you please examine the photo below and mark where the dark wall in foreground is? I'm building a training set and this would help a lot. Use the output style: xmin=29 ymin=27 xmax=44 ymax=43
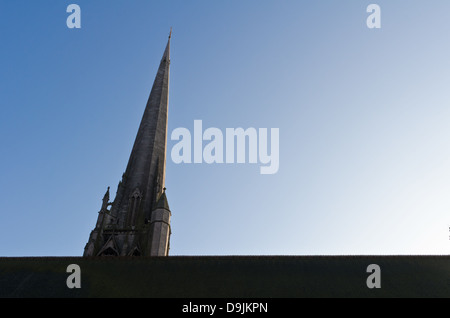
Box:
xmin=1 ymin=256 xmax=450 ymax=297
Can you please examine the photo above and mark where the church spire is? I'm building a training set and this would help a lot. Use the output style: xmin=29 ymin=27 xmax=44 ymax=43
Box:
xmin=118 ymin=31 xmax=171 ymax=212
xmin=84 ymin=32 xmax=173 ymax=257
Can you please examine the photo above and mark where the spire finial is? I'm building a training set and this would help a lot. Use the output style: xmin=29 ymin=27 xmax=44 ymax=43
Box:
xmin=169 ymin=27 xmax=172 ymax=39
xmin=101 ymin=186 xmax=111 ymax=210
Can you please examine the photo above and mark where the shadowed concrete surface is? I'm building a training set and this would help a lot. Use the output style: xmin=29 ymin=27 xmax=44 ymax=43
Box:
xmin=1 ymin=256 xmax=450 ymax=297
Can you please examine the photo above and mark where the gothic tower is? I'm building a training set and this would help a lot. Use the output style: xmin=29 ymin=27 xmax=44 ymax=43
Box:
xmin=84 ymin=31 xmax=172 ymax=257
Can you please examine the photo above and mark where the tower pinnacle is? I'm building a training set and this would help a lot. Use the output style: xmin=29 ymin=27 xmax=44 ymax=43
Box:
xmin=84 ymin=34 xmax=173 ymax=257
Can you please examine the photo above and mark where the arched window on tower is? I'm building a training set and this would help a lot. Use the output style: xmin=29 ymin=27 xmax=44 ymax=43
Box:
xmin=127 ymin=188 xmax=142 ymax=226
xmin=128 ymin=246 xmax=141 ymax=257
xmin=100 ymin=247 xmax=119 ymax=256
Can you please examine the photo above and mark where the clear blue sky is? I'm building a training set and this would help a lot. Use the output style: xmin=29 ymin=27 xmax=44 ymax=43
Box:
xmin=1 ymin=1 xmax=450 ymax=256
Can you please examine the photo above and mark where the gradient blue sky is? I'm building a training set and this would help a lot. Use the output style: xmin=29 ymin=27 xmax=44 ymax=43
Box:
xmin=1 ymin=1 xmax=450 ymax=256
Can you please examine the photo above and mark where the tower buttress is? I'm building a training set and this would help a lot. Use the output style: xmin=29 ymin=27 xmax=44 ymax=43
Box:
xmin=149 ymin=188 xmax=171 ymax=256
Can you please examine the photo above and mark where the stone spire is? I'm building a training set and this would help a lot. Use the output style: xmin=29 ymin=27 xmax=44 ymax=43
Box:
xmin=114 ymin=31 xmax=171 ymax=224
xmin=84 ymin=32 xmax=172 ymax=257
